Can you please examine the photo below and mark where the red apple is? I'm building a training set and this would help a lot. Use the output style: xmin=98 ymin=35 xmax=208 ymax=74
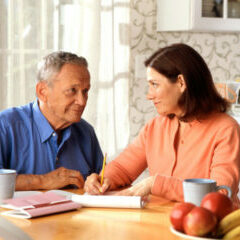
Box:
xmin=183 ymin=206 xmax=217 ymax=237
xmin=200 ymin=192 xmax=233 ymax=221
xmin=170 ymin=202 xmax=195 ymax=232
xmin=233 ymin=202 xmax=239 ymax=211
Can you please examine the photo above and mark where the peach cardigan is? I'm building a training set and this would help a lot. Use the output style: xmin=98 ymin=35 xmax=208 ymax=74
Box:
xmin=104 ymin=113 xmax=240 ymax=204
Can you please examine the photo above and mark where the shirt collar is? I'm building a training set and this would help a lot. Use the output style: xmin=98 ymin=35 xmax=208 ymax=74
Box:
xmin=175 ymin=116 xmax=201 ymax=128
xmin=32 ymin=100 xmax=55 ymax=143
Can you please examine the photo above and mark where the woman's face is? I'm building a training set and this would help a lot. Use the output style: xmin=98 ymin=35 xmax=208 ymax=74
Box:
xmin=146 ymin=67 xmax=186 ymax=117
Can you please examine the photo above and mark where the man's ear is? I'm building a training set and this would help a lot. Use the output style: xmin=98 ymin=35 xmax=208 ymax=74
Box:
xmin=177 ymin=74 xmax=186 ymax=93
xmin=36 ymin=82 xmax=48 ymax=102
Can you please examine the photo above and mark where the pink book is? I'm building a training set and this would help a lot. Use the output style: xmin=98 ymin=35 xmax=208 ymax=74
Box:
xmin=1 ymin=192 xmax=81 ymax=219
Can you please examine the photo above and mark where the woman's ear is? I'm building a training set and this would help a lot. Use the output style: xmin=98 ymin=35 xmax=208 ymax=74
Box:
xmin=36 ymin=82 xmax=48 ymax=102
xmin=177 ymin=74 xmax=186 ymax=93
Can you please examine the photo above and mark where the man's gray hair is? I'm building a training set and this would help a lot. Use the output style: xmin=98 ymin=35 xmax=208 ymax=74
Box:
xmin=37 ymin=51 xmax=88 ymax=83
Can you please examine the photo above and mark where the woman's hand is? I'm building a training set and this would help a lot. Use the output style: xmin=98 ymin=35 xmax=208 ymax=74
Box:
xmin=84 ymin=173 xmax=111 ymax=195
xmin=115 ymin=176 xmax=155 ymax=197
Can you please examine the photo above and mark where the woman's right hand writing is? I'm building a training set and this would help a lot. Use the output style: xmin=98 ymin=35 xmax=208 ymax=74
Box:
xmin=84 ymin=173 xmax=111 ymax=195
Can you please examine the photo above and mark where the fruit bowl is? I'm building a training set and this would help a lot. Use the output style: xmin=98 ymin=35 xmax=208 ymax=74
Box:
xmin=170 ymin=227 xmax=221 ymax=240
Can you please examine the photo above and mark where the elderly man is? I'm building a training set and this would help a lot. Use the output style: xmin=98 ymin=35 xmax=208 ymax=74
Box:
xmin=0 ymin=51 xmax=103 ymax=190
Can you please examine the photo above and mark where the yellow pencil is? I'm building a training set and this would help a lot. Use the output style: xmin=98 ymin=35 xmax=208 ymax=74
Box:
xmin=100 ymin=153 xmax=107 ymax=186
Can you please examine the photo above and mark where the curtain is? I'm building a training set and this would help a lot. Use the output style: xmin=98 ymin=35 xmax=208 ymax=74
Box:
xmin=0 ymin=0 xmax=130 ymax=161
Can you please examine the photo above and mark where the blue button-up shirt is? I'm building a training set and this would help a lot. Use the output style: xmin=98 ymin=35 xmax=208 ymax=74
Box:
xmin=0 ymin=101 xmax=103 ymax=179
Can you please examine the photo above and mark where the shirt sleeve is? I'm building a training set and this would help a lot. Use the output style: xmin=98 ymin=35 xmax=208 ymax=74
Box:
xmin=0 ymin=119 xmax=9 ymax=169
xmin=210 ymin=124 xmax=240 ymax=203
xmin=151 ymin=123 xmax=240 ymax=204
xmin=104 ymin=125 xmax=148 ymax=189
xmin=151 ymin=174 xmax=184 ymax=201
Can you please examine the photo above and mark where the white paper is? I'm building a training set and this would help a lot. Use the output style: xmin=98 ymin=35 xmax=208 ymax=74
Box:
xmin=1 ymin=209 xmax=31 ymax=219
xmin=13 ymin=191 xmax=41 ymax=198
xmin=71 ymin=195 xmax=145 ymax=208
xmin=49 ymin=190 xmax=146 ymax=208
xmin=3 ymin=190 xmax=146 ymax=209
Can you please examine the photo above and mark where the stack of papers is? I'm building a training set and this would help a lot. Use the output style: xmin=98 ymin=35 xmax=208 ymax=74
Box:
xmin=49 ymin=190 xmax=146 ymax=208
xmin=72 ymin=194 xmax=145 ymax=208
xmin=0 ymin=190 xmax=146 ymax=219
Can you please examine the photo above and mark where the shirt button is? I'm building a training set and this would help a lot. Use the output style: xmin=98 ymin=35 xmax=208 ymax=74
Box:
xmin=52 ymin=133 xmax=56 ymax=137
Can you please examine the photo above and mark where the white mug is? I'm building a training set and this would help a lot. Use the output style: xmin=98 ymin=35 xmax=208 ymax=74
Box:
xmin=183 ymin=178 xmax=232 ymax=206
xmin=0 ymin=169 xmax=16 ymax=203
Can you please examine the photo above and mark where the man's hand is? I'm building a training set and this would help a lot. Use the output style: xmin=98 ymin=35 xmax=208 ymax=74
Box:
xmin=16 ymin=167 xmax=84 ymax=190
xmin=41 ymin=167 xmax=84 ymax=189
xmin=84 ymin=173 xmax=111 ymax=195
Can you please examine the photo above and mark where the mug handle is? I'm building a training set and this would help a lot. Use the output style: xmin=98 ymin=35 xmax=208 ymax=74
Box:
xmin=216 ymin=185 xmax=232 ymax=198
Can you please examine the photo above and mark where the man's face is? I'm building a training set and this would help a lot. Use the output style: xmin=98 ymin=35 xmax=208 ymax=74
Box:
xmin=41 ymin=63 xmax=90 ymax=130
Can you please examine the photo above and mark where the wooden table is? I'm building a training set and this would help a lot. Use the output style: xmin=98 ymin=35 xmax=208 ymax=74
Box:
xmin=1 ymin=190 xmax=184 ymax=240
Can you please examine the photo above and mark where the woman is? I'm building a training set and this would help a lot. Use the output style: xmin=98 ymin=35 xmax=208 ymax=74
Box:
xmin=84 ymin=43 xmax=240 ymax=204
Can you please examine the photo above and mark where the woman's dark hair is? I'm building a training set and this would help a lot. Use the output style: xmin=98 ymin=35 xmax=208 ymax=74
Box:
xmin=144 ymin=43 xmax=229 ymax=121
